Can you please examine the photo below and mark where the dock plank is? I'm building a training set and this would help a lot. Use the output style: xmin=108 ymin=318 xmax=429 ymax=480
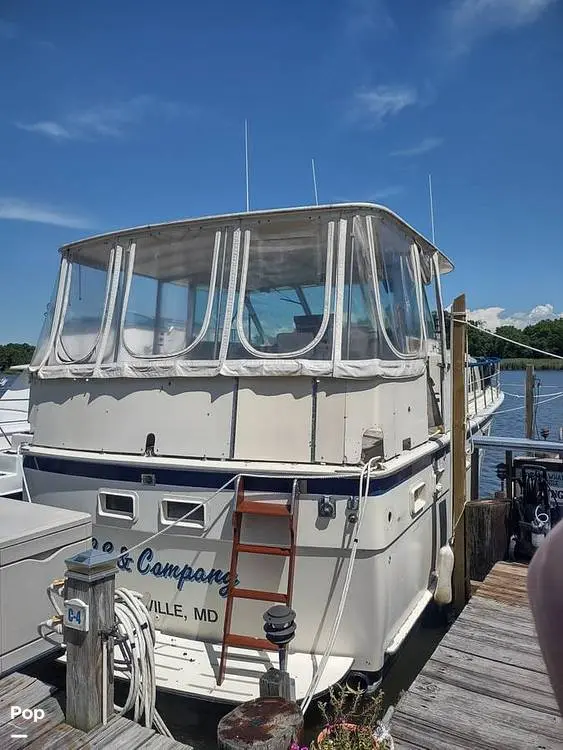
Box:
xmin=0 ymin=679 xmax=57 ymax=728
xmin=3 ymin=695 xmax=65 ymax=750
xmin=87 ymin=715 xmax=156 ymax=749
xmin=24 ymin=722 xmax=88 ymax=750
xmin=424 ymin=648 xmax=559 ymax=715
xmin=142 ymin=734 xmax=196 ymax=749
xmin=0 ymin=673 xmax=35 ymax=702
xmin=0 ymin=673 xmax=193 ymax=750
xmin=393 ymin=676 xmax=562 ymax=749
xmin=441 ymin=630 xmax=547 ymax=674
xmin=390 ymin=561 xmax=563 ymax=749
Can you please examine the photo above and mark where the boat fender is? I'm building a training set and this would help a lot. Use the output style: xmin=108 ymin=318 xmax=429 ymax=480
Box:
xmin=433 ymin=544 xmax=454 ymax=605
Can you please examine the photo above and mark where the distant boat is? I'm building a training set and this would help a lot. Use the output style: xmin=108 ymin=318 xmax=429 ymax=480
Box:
xmin=0 ymin=366 xmax=30 ymax=497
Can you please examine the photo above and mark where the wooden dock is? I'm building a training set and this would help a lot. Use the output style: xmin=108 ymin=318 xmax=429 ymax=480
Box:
xmin=391 ymin=562 xmax=563 ymax=749
xmin=0 ymin=671 xmax=193 ymax=749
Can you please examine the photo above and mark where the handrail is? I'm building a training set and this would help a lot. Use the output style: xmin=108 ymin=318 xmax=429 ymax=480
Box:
xmin=473 ymin=435 xmax=563 ymax=453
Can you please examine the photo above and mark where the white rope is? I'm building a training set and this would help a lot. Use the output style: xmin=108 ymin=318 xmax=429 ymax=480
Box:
xmin=300 ymin=457 xmax=378 ymax=715
xmin=113 ymin=587 xmax=172 ymax=737
xmin=502 ymin=390 xmax=563 ymax=400
xmin=501 ymin=382 xmax=562 ymax=388
xmin=491 ymin=390 xmax=563 ymax=416
xmin=460 ymin=319 xmax=563 ymax=361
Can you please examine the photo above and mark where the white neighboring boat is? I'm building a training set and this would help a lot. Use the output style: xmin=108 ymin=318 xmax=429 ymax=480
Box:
xmin=0 ymin=367 xmax=30 ymax=498
xmin=22 ymin=203 xmax=503 ymax=702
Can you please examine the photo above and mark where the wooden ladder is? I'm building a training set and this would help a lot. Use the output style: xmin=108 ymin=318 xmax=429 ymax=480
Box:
xmin=218 ymin=476 xmax=300 ymax=686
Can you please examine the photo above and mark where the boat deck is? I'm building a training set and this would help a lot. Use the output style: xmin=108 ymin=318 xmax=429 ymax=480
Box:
xmin=0 ymin=671 xmax=193 ymax=749
xmin=390 ymin=562 xmax=563 ymax=749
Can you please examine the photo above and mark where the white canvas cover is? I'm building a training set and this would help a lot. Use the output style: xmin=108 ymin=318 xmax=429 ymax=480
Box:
xmin=30 ymin=204 xmax=450 ymax=381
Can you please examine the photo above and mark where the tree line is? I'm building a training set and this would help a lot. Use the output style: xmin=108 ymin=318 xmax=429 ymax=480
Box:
xmin=0 ymin=343 xmax=35 ymax=371
xmin=466 ymin=318 xmax=563 ymax=359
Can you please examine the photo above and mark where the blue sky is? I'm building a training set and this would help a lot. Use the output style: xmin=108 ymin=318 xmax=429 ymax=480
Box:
xmin=1 ymin=0 xmax=562 ymax=342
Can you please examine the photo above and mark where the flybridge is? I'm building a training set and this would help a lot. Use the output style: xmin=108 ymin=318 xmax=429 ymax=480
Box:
xmin=30 ymin=204 xmax=452 ymax=380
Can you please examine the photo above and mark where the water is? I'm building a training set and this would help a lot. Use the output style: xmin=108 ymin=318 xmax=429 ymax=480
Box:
xmin=481 ymin=369 xmax=563 ymax=496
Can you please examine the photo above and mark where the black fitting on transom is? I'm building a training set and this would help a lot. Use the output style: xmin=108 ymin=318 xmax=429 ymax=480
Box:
xmin=263 ymin=605 xmax=296 ymax=648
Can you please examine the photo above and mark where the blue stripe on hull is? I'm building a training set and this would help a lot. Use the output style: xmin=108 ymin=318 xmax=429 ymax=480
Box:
xmin=24 ymin=447 xmax=449 ymax=496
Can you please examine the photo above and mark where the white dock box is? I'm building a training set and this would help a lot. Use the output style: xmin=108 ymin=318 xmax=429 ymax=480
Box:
xmin=0 ymin=498 xmax=91 ymax=676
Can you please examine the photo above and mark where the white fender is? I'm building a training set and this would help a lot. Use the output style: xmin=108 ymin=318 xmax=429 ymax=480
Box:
xmin=433 ymin=544 xmax=454 ymax=605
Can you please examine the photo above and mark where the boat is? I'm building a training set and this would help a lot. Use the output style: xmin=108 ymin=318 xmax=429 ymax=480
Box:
xmin=0 ymin=366 xmax=30 ymax=498
xmin=21 ymin=203 xmax=503 ymax=702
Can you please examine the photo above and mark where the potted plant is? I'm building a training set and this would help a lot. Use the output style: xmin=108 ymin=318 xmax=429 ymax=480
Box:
xmin=310 ymin=683 xmax=394 ymax=750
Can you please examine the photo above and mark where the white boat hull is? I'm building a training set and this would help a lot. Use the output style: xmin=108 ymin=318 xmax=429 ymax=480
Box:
xmin=24 ymin=439 xmax=453 ymax=698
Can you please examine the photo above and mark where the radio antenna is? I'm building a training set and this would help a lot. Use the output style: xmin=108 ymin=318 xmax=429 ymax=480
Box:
xmin=245 ymin=119 xmax=250 ymax=212
xmin=311 ymin=158 xmax=319 ymax=206
xmin=428 ymin=173 xmax=436 ymax=245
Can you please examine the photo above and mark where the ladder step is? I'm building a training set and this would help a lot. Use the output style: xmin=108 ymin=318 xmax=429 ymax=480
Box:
xmin=237 ymin=543 xmax=292 ymax=557
xmin=237 ymin=500 xmax=291 ymax=517
xmin=233 ymin=588 xmax=288 ymax=603
xmin=224 ymin=634 xmax=278 ymax=651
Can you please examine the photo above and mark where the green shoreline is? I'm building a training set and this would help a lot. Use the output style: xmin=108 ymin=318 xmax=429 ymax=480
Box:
xmin=501 ymin=358 xmax=563 ymax=371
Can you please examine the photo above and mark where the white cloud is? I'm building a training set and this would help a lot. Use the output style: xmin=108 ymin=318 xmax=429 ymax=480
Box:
xmin=345 ymin=0 xmax=395 ymax=36
xmin=468 ymin=304 xmax=563 ymax=330
xmin=17 ymin=121 xmax=72 ymax=139
xmin=448 ymin=0 xmax=558 ymax=53
xmin=353 ymin=85 xmax=418 ymax=125
xmin=390 ymin=137 xmax=443 ymax=157
xmin=371 ymin=185 xmax=405 ymax=199
xmin=17 ymin=95 xmax=189 ymax=141
xmin=0 ymin=198 xmax=92 ymax=229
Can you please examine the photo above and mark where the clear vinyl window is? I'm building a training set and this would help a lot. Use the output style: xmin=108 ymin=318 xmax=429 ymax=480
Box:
xmin=122 ymin=227 xmax=219 ymax=358
xmin=342 ymin=217 xmax=380 ymax=360
xmin=422 ymin=283 xmax=437 ymax=340
xmin=374 ymin=218 xmax=423 ymax=356
xmin=233 ymin=218 xmax=334 ymax=359
xmin=31 ymin=264 xmax=61 ymax=367
xmin=58 ymin=256 xmax=112 ymax=362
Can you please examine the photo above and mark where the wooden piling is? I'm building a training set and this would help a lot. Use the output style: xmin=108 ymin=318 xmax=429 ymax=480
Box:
xmin=451 ymin=294 xmax=468 ymax=611
xmin=217 ymin=697 xmax=303 ymax=750
xmin=64 ymin=549 xmax=117 ymax=733
xmin=466 ymin=498 xmax=510 ymax=581
xmin=470 ymin=447 xmax=480 ymax=500
xmin=525 ymin=364 xmax=535 ymax=440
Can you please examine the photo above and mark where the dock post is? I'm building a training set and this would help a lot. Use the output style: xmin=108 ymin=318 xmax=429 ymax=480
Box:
xmin=451 ymin=294 xmax=468 ymax=612
xmin=217 ymin=697 xmax=304 ymax=750
xmin=63 ymin=549 xmax=117 ymax=733
xmin=526 ymin=364 xmax=535 ymax=440
xmin=470 ymin=446 xmax=480 ymax=501
xmin=466 ymin=498 xmax=510 ymax=581
xmin=505 ymin=450 xmax=514 ymax=499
